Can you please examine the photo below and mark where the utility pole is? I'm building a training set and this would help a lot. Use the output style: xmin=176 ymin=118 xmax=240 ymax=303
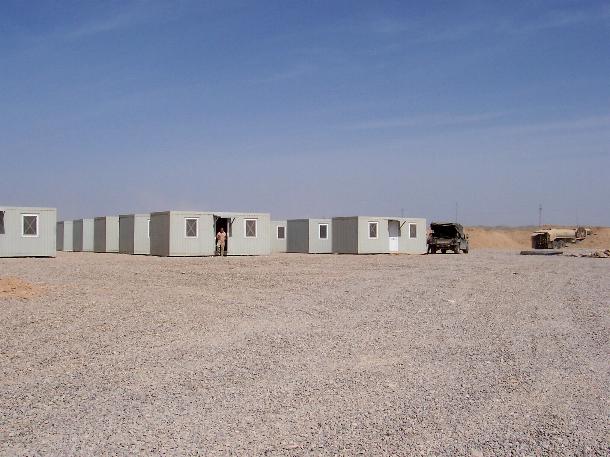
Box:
xmin=538 ymin=204 xmax=543 ymax=228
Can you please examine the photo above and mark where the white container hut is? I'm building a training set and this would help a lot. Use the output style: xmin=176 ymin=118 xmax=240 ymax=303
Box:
xmin=0 ymin=206 xmax=56 ymax=257
xmin=286 ymin=218 xmax=332 ymax=254
xmin=150 ymin=211 xmax=271 ymax=257
xmin=94 ymin=216 xmax=119 ymax=253
xmin=119 ymin=214 xmax=150 ymax=255
xmin=57 ymin=220 xmax=73 ymax=252
xmin=332 ymin=216 xmax=427 ymax=254
xmin=271 ymin=220 xmax=287 ymax=253
xmin=73 ymin=218 xmax=94 ymax=252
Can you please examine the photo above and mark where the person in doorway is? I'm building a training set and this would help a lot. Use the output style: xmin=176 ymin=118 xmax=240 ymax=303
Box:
xmin=216 ymin=227 xmax=227 ymax=256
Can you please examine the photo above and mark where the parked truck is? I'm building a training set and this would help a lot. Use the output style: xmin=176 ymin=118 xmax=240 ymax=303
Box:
xmin=530 ymin=227 xmax=590 ymax=249
xmin=427 ymin=222 xmax=469 ymax=254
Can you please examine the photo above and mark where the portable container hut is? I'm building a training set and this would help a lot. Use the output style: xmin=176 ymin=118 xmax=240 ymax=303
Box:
xmin=214 ymin=212 xmax=271 ymax=256
xmin=332 ymin=216 xmax=427 ymax=254
xmin=271 ymin=220 xmax=287 ymax=253
xmin=150 ymin=210 xmax=271 ymax=257
xmin=73 ymin=218 xmax=94 ymax=252
xmin=94 ymin=216 xmax=120 ymax=253
xmin=286 ymin=218 xmax=332 ymax=254
xmin=119 ymin=214 xmax=150 ymax=255
xmin=0 ymin=206 xmax=56 ymax=257
xmin=57 ymin=220 xmax=73 ymax=252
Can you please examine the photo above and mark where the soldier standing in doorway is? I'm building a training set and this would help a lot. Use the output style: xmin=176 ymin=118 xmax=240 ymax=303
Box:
xmin=216 ymin=227 xmax=227 ymax=256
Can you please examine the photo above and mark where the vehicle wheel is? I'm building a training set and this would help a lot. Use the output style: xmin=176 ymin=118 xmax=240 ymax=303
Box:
xmin=453 ymin=245 xmax=460 ymax=254
xmin=552 ymin=240 xmax=563 ymax=249
xmin=463 ymin=249 xmax=469 ymax=254
xmin=441 ymin=249 xmax=446 ymax=254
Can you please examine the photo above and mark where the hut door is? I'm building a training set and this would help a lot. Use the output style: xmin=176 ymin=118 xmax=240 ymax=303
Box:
xmin=388 ymin=220 xmax=400 ymax=252
xmin=214 ymin=217 xmax=230 ymax=254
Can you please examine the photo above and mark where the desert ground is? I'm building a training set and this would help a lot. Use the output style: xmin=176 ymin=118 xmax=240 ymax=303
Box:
xmin=1 ymin=243 xmax=609 ymax=455
xmin=465 ymin=226 xmax=610 ymax=250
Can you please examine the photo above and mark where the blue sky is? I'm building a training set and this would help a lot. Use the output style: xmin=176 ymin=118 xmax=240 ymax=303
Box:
xmin=1 ymin=0 xmax=609 ymax=225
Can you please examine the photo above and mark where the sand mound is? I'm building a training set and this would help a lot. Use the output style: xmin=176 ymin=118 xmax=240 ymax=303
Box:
xmin=465 ymin=227 xmax=532 ymax=249
xmin=465 ymin=226 xmax=610 ymax=250
xmin=0 ymin=277 xmax=42 ymax=299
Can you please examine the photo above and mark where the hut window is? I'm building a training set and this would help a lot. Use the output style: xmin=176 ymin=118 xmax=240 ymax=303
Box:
xmin=318 ymin=224 xmax=328 ymax=239
xmin=22 ymin=214 xmax=39 ymax=237
xmin=0 ymin=211 xmax=4 ymax=234
xmin=147 ymin=219 xmax=150 ymax=239
xmin=277 ymin=226 xmax=285 ymax=239
xmin=185 ymin=218 xmax=198 ymax=238
xmin=368 ymin=221 xmax=378 ymax=239
xmin=409 ymin=223 xmax=417 ymax=239
xmin=245 ymin=219 xmax=257 ymax=238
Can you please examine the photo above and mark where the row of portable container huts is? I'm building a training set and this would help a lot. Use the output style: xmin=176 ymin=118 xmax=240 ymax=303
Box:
xmin=56 ymin=211 xmax=272 ymax=256
xmin=281 ymin=217 xmax=427 ymax=254
xmin=2 ymin=206 xmax=426 ymax=257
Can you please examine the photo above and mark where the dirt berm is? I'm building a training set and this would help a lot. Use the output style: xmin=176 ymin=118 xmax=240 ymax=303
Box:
xmin=466 ymin=226 xmax=610 ymax=250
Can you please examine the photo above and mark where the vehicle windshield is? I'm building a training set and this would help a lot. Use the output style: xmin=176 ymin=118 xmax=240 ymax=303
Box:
xmin=430 ymin=224 xmax=460 ymax=238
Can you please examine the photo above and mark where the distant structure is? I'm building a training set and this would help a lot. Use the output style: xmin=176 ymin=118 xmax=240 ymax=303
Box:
xmin=271 ymin=221 xmax=287 ymax=253
xmin=57 ymin=220 xmax=73 ymax=252
xmin=73 ymin=218 xmax=94 ymax=252
xmin=287 ymin=219 xmax=332 ymax=254
xmin=0 ymin=206 xmax=56 ymax=257
xmin=119 ymin=214 xmax=150 ymax=255
xmin=332 ymin=216 xmax=427 ymax=254
xmin=150 ymin=211 xmax=271 ymax=256
xmin=94 ymin=216 xmax=120 ymax=253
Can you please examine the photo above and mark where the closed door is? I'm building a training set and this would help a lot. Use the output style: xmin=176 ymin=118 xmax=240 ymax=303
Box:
xmin=388 ymin=220 xmax=399 ymax=252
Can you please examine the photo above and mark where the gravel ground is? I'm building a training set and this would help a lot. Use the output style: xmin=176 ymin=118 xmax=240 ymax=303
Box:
xmin=1 ymin=251 xmax=609 ymax=456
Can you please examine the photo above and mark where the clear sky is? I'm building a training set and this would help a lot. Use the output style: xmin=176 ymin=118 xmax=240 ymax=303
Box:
xmin=1 ymin=0 xmax=609 ymax=225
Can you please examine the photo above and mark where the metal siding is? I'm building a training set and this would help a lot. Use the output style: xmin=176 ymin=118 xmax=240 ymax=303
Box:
xmin=94 ymin=217 xmax=119 ymax=253
xmin=119 ymin=215 xmax=135 ymax=254
xmin=397 ymin=218 xmax=427 ymax=254
xmin=133 ymin=214 xmax=151 ymax=255
xmin=270 ymin=220 xmax=287 ymax=253
xmin=223 ymin=213 xmax=271 ymax=256
xmin=106 ymin=217 xmax=120 ymax=252
xmin=57 ymin=221 xmax=73 ymax=251
xmin=120 ymin=214 xmax=150 ymax=255
xmin=93 ymin=218 xmax=107 ymax=252
xmin=357 ymin=217 xmax=390 ymax=254
xmin=150 ymin=212 xmax=170 ymax=256
xmin=57 ymin=222 xmax=64 ymax=251
xmin=73 ymin=219 xmax=94 ymax=252
xmin=308 ymin=219 xmax=333 ymax=253
xmin=286 ymin=219 xmax=310 ymax=253
xmin=0 ymin=207 xmax=56 ymax=257
xmin=331 ymin=217 xmax=359 ymax=254
xmin=169 ymin=212 xmax=215 ymax=256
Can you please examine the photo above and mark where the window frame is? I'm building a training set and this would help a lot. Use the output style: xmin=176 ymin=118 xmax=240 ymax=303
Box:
xmin=0 ymin=210 xmax=5 ymax=235
xmin=244 ymin=219 xmax=257 ymax=238
xmin=318 ymin=223 xmax=328 ymax=240
xmin=409 ymin=223 xmax=417 ymax=239
xmin=277 ymin=225 xmax=285 ymax=239
xmin=147 ymin=219 xmax=151 ymax=239
xmin=368 ymin=221 xmax=379 ymax=239
xmin=22 ymin=213 xmax=39 ymax=238
xmin=184 ymin=217 xmax=199 ymax=238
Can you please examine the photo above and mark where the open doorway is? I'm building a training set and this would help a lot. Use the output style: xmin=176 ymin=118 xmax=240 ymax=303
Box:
xmin=388 ymin=220 xmax=400 ymax=252
xmin=214 ymin=217 xmax=231 ymax=255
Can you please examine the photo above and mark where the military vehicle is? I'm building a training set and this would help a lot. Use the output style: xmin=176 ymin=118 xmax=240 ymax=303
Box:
xmin=530 ymin=227 xmax=590 ymax=249
xmin=427 ymin=222 xmax=469 ymax=254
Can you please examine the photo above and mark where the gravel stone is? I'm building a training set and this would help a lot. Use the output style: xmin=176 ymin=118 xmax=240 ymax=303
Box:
xmin=0 ymin=251 xmax=608 ymax=455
